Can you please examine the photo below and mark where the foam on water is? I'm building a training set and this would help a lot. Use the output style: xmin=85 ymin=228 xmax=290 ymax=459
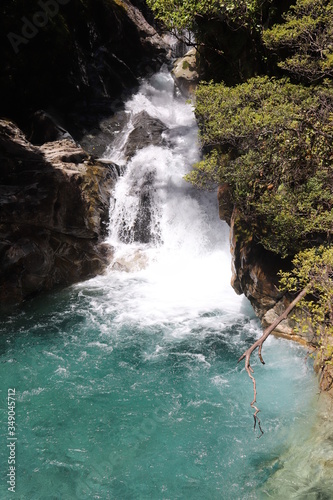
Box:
xmin=101 ymin=67 xmax=245 ymax=331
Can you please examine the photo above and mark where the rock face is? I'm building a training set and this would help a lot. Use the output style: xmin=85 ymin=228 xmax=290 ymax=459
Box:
xmin=222 ymin=199 xmax=312 ymax=342
xmin=230 ymin=211 xmax=284 ymax=319
xmin=318 ymin=363 xmax=333 ymax=395
xmin=0 ymin=0 xmax=169 ymax=131
xmin=217 ymin=183 xmax=233 ymax=226
xmin=124 ymin=111 xmax=168 ymax=159
xmin=171 ymin=48 xmax=199 ymax=97
xmin=0 ymin=120 xmax=116 ymax=304
xmin=218 ymin=187 xmax=332 ymax=391
xmin=0 ymin=1 xmax=171 ymax=305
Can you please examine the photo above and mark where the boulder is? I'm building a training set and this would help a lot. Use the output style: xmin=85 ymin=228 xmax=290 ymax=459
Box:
xmin=171 ymin=48 xmax=199 ymax=97
xmin=0 ymin=119 xmax=117 ymax=304
xmin=124 ymin=111 xmax=168 ymax=159
xmin=29 ymin=111 xmax=74 ymax=145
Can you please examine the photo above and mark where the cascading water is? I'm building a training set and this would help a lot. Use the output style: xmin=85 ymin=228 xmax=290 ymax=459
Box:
xmin=1 ymin=68 xmax=333 ymax=500
xmin=103 ymin=69 xmax=245 ymax=323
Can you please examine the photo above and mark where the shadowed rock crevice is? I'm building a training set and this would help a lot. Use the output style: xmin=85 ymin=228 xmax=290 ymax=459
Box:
xmin=0 ymin=0 xmax=169 ymax=126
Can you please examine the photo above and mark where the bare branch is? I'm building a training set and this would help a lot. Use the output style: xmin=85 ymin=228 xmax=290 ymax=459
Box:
xmin=238 ymin=285 xmax=310 ymax=435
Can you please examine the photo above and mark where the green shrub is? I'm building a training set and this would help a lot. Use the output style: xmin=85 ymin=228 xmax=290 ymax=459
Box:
xmin=186 ymin=77 xmax=333 ymax=256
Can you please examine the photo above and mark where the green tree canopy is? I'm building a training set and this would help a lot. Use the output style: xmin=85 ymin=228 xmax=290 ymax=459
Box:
xmin=146 ymin=0 xmax=266 ymax=31
xmin=185 ymin=77 xmax=333 ymax=256
xmin=146 ymin=0 xmax=285 ymax=82
xmin=263 ymin=0 xmax=333 ymax=82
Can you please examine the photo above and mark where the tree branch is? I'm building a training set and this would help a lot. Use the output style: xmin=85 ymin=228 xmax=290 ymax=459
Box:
xmin=238 ymin=285 xmax=310 ymax=436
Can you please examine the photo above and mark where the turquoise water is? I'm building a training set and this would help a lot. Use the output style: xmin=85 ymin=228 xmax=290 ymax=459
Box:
xmin=1 ymin=69 xmax=333 ymax=499
xmin=0 ymin=284 xmax=320 ymax=499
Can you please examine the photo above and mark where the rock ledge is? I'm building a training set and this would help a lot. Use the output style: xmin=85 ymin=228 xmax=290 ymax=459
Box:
xmin=0 ymin=120 xmax=116 ymax=304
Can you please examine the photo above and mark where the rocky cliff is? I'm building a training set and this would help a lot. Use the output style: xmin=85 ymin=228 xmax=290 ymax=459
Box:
xmin=0 ymin=119 xmax=117 ymax=303
xmin=1 ymin=0 xmax=168 ymax=128
xmin=0 ymin=0 xmax=170 ymax=304
xmin=218 ymin=184 xmax=333 ymax=394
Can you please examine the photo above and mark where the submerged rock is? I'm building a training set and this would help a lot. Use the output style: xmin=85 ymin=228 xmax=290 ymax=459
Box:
xmin=0 ymin=120 xmax=117 ymax=304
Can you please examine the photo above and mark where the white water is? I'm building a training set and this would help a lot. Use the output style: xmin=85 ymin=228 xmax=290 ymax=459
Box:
xmin=99 ymin=68 xmax=247 ymax=330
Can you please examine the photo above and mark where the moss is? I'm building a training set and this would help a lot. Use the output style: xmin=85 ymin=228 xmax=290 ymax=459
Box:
xmin=111 ymin=0 xmax=128 ymax=11
xmin=231 ymin=211 xmax=254 ymax=246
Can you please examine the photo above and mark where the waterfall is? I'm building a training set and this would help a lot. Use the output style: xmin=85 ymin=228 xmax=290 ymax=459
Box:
xmin=100 ymin=67 xmax=245 ymax=326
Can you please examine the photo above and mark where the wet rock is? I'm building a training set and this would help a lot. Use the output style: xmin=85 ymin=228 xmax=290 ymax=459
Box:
xmin=116 ymin=169 xmax=161 ymax=245
xmin=0 ymin=119 xmax=117 ymax=304
xmin=112 ymin=250 xmax=148 ymax=272
xmin=261 ymin=298 xmax=310 ymax=341
xmin=124 ymin=111 xmax=168 ymax=159
xmin=171 ymin=48 xmax=199 ymax=97
xmin=166 ymin=125 xmax=192 ymax=140
xmin=319 ymin=366 xmax=333 ymax=393
xmin=76 ymin=110 xmax=130 ymax=158
xmin=132 ymin=171 xmax=156 ymax=243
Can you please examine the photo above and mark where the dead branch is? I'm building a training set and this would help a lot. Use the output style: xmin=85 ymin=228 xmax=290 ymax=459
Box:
xmin=238 ymin=286 xmax=309 ymax=436
xmin=168 ymin=29 xmax=225 ymax=58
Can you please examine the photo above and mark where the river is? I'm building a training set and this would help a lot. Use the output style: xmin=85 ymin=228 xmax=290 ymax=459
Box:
xmin=1 ymin=68 xmax=332 ymax=499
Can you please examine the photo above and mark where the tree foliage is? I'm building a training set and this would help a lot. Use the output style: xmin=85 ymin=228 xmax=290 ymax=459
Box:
xmin=146 ymin=0 xmax=282 ymax=82
xmin=146 ymin=0 xmax=268 ymax=32
xmin=263 ymin=0 xmax=333 ymax=82
xmin=279 ymin=247 xmax=333 ymax=366
xmin=186 ymin=77 xmax=333 ymax=256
